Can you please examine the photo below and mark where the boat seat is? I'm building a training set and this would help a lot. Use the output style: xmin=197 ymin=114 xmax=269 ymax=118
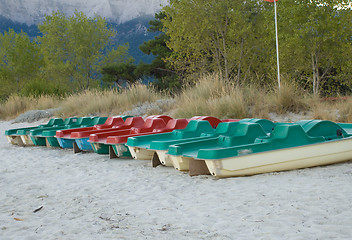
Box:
xmin=173 ymin=120 xmax=216 ymax=138
xmin=168 ymin=122 xmax=268 ymax=157
xmin=223 ymin=122 xmax=268 ymax=147
xmin=240 ymin=118 xmax=276 ymax=134
xmin=200 ymin=121 xmax=239 ymax=137
xmin=197 ymin=124 xmax=325 ymax=160
xmin=296 ymin=120 xmax=348 ymax=140
xmin=255 ymin=124 xmax=324 ymax=145
xmin=196 ymin=116 xmax=221 ymax=128
xmin=90 ymin=116 xmax=108 ymax=125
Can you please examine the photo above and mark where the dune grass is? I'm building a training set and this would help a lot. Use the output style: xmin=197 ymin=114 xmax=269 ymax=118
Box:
xmin=0 ymin=95 xmax=60 ymax=120
xmin=55 ymin=83 xmax=166 ymax=117
xmin=172 ymin=74 xmax=248 ymax=119
xmin=171 ymin=74 xmax=313 ymax=120
xmin=0 ymin=74 xmax=351 ymax=122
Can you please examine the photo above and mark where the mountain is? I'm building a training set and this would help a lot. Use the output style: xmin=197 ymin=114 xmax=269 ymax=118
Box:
xmin=0 ymin=15 xmax=40 ymax=37
xmin=0 ymin=0 xmax=168 ymax=25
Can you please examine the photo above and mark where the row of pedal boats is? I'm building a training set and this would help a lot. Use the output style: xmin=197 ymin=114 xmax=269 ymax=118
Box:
xmin=5 ymin=115 xmax=352 ymax=178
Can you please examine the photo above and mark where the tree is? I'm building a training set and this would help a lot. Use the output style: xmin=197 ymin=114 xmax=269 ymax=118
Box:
xmin=0 ymin=29 xmax=42 ymax=98
xmin=102 ymin=63 xmax=137 ymax=87
xmin=100 ymin=43 xmax=134 ymax=67
xmin=137 ymin=12 xmax=179 ymax=90
xmin=38 ymin=11 xmax=115 ymax=90
xmin=100 ymin=43 xmax=138 ymax=87
xmin=162 ymin=0 xmax=260 ymax=83
xmin=161 ymin=0 xmax=352 ymax=95
xmin=267 ymin=0 xmax=352 ymax=95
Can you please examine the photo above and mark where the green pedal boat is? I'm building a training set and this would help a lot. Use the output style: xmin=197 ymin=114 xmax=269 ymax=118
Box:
xmin=191 ymin=120 xmax=352 ymax=178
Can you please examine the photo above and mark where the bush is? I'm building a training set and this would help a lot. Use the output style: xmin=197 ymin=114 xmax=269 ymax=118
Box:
xmin=21 ymin=78 xmax=67 ymax=97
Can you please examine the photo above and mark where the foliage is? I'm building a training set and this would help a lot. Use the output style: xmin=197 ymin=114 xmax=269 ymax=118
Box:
xmin=0 ymin=29 xmax=43 ymax=99
xmin=277 ymin=0 xmax=352 ymax=96
xmin=137 ymin=12 xmax=180 ymax=91
xmin=163 ymin=0 xmax=263 ymax=84
xmin=0 ymin=95 xmax=59 ymax=120
xmin=56 ymin=83 xmax=164 ymax=117
xmin=101 ymin=63 xmax=137 ymax=87
xmin=100 ymin=43 xmax=137 ymax=87
xmin=3 ymin=74 xmax=352 ymax=123
xmin=38 ymin=11 xmax=115 ymax=90
xmin=21 ymin=78 xmax=67 ymax=97
xmin=161 ymin=0 xmax=352 ymax=95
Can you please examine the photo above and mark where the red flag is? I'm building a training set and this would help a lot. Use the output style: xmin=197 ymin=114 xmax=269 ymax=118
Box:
xmin=265 ymin=0 xmax=278 ymax=2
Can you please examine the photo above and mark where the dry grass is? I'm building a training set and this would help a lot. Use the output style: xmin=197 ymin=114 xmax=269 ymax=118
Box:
xmin=1 ymin=74 xmax=352 ymax=123
xmin=269 ymin=82 xmax=309 ymax=114
xmin=309 ymin=97 xmax=337 ymax=122
xmin=0 ymin=95 xmax=60 ymax=120
xmin=56 ymin=83 xmax=165 ymax=117
xmin=333 ymin=99 xmax=352 ymax=123
xmin=172 ymin=74 xmax=249 ymax=119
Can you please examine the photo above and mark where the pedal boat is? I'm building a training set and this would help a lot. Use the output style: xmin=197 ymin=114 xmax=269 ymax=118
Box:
xmin=193 ymin=120 xmax=352 ymax=178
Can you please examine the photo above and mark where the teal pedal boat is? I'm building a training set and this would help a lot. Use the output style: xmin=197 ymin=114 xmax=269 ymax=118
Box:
xmin=126 ymin=118 xmax=269 ymax=167
xmin=29 ymin=117 xmax=94 ymax=146
xmin=167 ymin=121 xmax=273 ymax=174
xmin=43 ymin=117 xmax=107 ymax=147
xmin=5 ymin=118 xmax=64 ymax=146
xmin=127 ymin=119 xmax=235 ymax=167
xmin=192 ymin=120 xmax=352 ymax=178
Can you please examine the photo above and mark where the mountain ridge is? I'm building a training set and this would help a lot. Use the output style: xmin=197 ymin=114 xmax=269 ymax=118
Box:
xmin=0 ymin=0 xmax=168 ymax=25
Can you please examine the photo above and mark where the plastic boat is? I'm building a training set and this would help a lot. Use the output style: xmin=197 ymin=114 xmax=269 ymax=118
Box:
xmin=192 ymin=120 xmax=352 ymax=178
xmin=106 ymin=118 xmax=189 ymax=158
xmin=167 ymin=119 xmax=275 ymax=173
xmin=29 ymin=117 xmax=105 ymax=146
xmin=5 ymin=118 xmax=64 ymax=146
xmin=88 ymin=115 xmax=172 ymax=154
xmin=126 ymin=117 xmax=233 ymax=167
xmin=55 ymin=116 xmax=132 ymax=150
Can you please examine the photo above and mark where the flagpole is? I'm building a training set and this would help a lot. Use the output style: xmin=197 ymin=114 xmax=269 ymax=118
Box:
xmin=274 ymin=0 xmax=281 ymax=91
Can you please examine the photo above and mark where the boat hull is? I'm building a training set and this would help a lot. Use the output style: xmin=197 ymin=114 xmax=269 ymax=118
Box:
xmin=128 ymin=146 xmax=155 ymax=160
xmin=201 ymin=138 xmax=352 ymax=178
xmin=20 ymin=135 xmax=35 ymax=146
xmin=169 ymin=155 xmax=193 ymax=171
xmin=6 ymin=136 xmax=20 ymax=145
xmin=111 ymin=144 xmax=132 ymax=158
xmin=57 ymin=138 xmax=75 ymax=148
xmin=75 ymin=138 xmax=93 ymax=151
xmin=30 ymin=136 xmax=46 ymax=146
xmin=46 ymin=137 xmax=61 ymax=147
xmin=156 ymin=150 xmax=173 ymax=166
xmin=91 ymin=142 xmax=109 ymax=154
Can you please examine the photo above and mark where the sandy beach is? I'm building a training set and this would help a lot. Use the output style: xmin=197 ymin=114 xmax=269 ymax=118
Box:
xmin=1 ymin=120 xmax=352 ymax=240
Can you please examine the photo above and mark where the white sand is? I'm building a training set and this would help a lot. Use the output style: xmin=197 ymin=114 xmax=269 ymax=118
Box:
xmin=1 ymin=120 xmax=352 ymax=240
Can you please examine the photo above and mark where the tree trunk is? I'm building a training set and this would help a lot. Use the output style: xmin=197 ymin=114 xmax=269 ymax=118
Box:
xmin=220 ymin=16 xmax=229 ymax=81
xmin=221 ymin=33 xmax=229 ymax=81
xmin=237 ymin=38 xmax=244 ymax=86
xmin=16 ymin=77 xmax=20 ymax=93
xmin=312 ymin=53 xmax=320 ymax=95
xmin=212 ymin=34 xmax=223 ymax=79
